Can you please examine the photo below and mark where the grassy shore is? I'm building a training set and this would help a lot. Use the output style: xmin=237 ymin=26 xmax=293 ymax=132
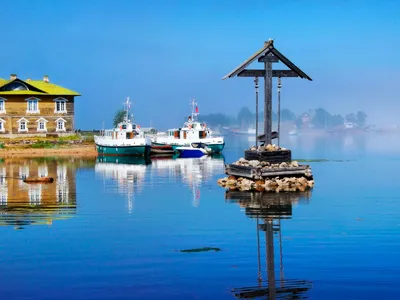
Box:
xmin=0 ymin=135 xmax=98 ymax=157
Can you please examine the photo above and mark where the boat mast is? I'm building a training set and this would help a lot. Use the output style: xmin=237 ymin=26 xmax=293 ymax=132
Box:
xmin=124 ymin=97 xmax=131 ymax=122
xmin=190 ymin=98 xmax=198 ymax=122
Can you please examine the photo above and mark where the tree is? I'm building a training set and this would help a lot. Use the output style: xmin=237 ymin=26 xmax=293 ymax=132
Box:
xmin=281 ymin=109 xmax=296 ymax=121
xmin=345 ymin=113 xmax=357 ymax=123
xmin=236 ymin=107 xmax=254 ymax=127
xmin=113 ymin=109 xmax=126 ymax=127
xmin=356 ymin=111 xmax=367 ymax=127
xmin=330 ymin=114 xmax=345 ymax=128
xmin=312 ymin=108 xmax=331 ymax=128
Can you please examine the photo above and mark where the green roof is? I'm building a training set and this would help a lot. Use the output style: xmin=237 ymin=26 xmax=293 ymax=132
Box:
xmin=0 ymin=78 xmax=80 ymax=96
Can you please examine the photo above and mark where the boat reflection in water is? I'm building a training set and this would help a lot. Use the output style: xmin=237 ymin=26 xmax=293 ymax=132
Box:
xmin=150 ymin=154 xmax=225 ymax=207
xmin=225 ymin=190 xmax=313 ymax=299
xmin=0 ymin=157 xmax=91 ymax=229
xmin=95 ymin=155 xmax=226 ymax=210
xmin=95 ymin=156 xmax=151 ymax=213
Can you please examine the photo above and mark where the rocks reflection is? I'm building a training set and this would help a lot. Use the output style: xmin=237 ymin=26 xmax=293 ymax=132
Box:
xmin=226 ymin=190 xmax=313 ymax=299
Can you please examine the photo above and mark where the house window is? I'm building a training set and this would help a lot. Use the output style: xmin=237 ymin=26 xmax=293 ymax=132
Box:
xmin=0 ymin=167 xmax=6 ymax=185
xmin=0 ymin=187 xmax=7 ymax=205
xmin=18 ymin=118 xmax=29 ymax=132
xmin=55 ymin=99 xmax=67 ymax=113
xmin=0 ymin=99 xmax=5 ymax=113
xmin=26 ymin=98 xmax=40 ymax=113
xmin=36 ymin=118 xmax=48 ymax=132
xmin=38 ymin=165 xmax=48 ymax=177
xmin=19 ymin=165 xmax=29 ymax=180
xmin=56 ymin=118 xmax=66 ymax=132
xmin=0 ymin=119 xmax=5 ymax=132
xmin=29 ymin=185 xmax=42 ymax=205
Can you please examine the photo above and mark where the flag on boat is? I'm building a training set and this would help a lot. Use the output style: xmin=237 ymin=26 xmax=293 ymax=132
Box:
xmin=195 ymin=105 xmax=199 ymax=113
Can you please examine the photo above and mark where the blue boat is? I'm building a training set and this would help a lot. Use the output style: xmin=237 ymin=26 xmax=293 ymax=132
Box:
xmin=176 ymin=142 xmax=212 ymax=158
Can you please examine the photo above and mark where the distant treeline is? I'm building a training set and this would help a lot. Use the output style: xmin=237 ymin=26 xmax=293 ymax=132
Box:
xmin=200 ymin=107 xmax=367 ymax=129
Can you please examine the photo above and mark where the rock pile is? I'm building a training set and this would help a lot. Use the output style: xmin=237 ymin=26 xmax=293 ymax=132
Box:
xmin=233 ymin=158 xmax=299 ymax=168
xmin=218 ymin=175 xmax=314 ymax=193
xmin=249 ymin=144 xmax=287 ymax=152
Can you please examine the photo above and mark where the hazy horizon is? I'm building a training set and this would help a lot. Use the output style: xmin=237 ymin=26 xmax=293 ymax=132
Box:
xmin=1 ymin=0 xmax=399 ymax=129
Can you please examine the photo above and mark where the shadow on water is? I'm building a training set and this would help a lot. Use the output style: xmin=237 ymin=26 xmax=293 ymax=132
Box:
xmin=0 ymin=157 xmax=96 ymax=229
xmin=225 ymin=190 xmax=313 ymax=299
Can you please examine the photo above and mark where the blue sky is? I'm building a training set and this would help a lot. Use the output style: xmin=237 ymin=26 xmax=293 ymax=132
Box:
xmin=0 ymin=0 xmax=399 ymax=129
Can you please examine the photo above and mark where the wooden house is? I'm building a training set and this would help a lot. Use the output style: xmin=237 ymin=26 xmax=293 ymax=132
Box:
xmin=0 ymin=74 xmax=80 ymax=136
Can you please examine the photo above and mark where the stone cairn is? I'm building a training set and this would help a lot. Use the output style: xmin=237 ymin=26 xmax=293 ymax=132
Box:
xmin=218 ymin=144 xmax=314 ymax=193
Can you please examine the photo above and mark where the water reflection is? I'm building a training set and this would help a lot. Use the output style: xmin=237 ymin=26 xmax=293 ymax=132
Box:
xmin=150 ymin=155 xmax=225 ymax=207
xmin=95 ymin=155 xmax=226 ymax=210
xmin=0 ymin=157 xmax=94 ymax=229
xmin=226 ymin=190 xmax=313 ymax=299
xmin=95 ymin=156 xmax=150 ymax=213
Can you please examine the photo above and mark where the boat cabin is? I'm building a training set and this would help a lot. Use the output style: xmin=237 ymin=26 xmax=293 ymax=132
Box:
xmin=167 ymin=122 xmax=209 ymax=140
xmin=103 ymin=122 xmax=141 ymax=140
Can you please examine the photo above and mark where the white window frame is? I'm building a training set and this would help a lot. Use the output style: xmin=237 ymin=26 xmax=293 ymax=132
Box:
xmin=0 ymin=97 xmax=6 ymax=114
xmin=17 ymin=118 xmax=29 ymax=132
xmin=0 ymin=186 xmax=7 ymax=205
xmin=54 ymin=97 xmax=68 ymax=114
xmin=0 ymin=118 xmax=5 ymax=132
xmin=55 ymin=118 xmax=67 ymax=132
xmin=36 ymin=117 xmax=48 ymax=132
xmin=28 ymin=185 xmax=42 ymax=205
xmin=26 ymin=97 xmax=40 ymax=114
xmin=19 ymin=165 xmax=29 ymax=179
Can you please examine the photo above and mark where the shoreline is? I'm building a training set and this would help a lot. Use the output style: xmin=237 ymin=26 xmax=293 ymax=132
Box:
xmin=0 ymin=144 xmax=98 ymax=158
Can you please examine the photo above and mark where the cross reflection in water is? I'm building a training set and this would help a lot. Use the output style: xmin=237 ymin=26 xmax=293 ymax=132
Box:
xmin=226 ymin=190 xmax=313 ymax=299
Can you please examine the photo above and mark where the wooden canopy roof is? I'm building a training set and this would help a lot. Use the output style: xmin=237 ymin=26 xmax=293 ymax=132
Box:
xmin=222 ymin=40 xmax=312 ymax=81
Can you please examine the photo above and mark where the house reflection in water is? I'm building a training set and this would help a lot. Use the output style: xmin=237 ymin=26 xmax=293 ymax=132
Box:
xmin=0 ymin=158 xmax=79 ymax=229
xmin=225 ymin=190 xmax=313 ymax=299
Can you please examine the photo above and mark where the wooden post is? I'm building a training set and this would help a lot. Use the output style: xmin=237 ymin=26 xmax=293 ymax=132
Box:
xmin=255 ymin=77 xmax=259 ymax=147
xmin=277 ymin=77 xmax=282 ymax=146
xmin=264 ymin=58 xmax=273 ymax=146
xmin=266 ymin=219 xmax=276 ymax=299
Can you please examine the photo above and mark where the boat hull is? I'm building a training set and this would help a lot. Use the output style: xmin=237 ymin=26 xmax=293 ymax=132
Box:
xmin=96 ymin=144 xmax=151 ymax=157
xmin=177 ymin=149 xmax=207 ymax=158
xmin=152 ymin=141 xmax=224 ymax=153
xmin=206 ymin=143 xmax=225 ymax=153
xmin=150 ymin=145 xmax=176 ymax=156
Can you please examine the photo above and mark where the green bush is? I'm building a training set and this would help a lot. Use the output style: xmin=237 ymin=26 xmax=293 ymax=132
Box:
xmin=31 ymin=140 xmax=56 ymax=149
xmin=58 ymin=135 xmax=81 ymax=141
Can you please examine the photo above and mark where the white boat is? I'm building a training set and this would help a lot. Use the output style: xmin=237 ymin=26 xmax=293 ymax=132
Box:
xmin=94 ymin=97 xmax=152 ymax=157
xmin=152 ymin=98 xmax=225 ymax=153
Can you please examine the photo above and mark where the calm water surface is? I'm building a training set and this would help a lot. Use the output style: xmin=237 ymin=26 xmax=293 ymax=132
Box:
xmin=0 ymin=133 xmax=399 ymax=299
